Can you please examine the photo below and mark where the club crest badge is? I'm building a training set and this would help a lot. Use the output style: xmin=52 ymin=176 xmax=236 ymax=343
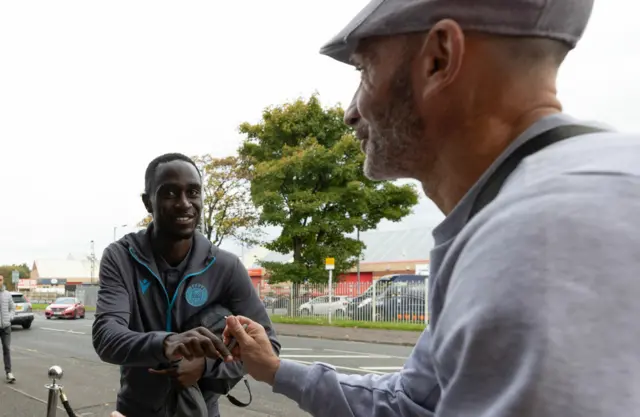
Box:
xmin=185 ymin=283 xmax=208 ymax=307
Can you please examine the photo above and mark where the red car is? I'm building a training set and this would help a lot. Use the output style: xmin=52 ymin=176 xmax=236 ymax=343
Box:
xmin=45 ymin=297 xmax=86 ymax=320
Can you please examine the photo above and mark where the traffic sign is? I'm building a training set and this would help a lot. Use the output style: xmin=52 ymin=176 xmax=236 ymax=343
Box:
xmin=325 ymin=258 xmax=335 ymax=270
xmin=11 ymin=270 xmax=19 ymax=284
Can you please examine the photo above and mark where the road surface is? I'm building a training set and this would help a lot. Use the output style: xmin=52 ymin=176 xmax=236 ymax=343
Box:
xmin=0 ymin=314 xmax=412 ymax=417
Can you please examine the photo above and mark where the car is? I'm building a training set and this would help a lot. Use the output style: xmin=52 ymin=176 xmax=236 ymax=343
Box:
xmin=298 ymin=295 xmax=350 ymax=317
xmin=45 ymin=297 xmax=86 ymax=320
xmin=10 ymin=292 xmax=34 ymax=329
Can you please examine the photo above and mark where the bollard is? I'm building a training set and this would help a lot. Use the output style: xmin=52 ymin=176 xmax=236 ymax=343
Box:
xmin=45 ymin=366 xmax=63 ymax=417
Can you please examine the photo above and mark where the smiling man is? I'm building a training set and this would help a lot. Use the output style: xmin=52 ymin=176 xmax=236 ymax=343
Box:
xmin=222 ymin=0 xmax=640 ymax=416
xmin=93 ymin=153 xmax=279 ymax=417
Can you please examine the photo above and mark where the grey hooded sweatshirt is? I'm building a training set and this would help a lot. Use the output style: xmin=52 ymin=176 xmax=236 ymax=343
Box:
xmin=92 ymin=226 xmax=280 ymax=417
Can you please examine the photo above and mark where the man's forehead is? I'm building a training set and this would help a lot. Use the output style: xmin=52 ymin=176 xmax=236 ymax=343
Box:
xmin=155 ymin=160 xmax=200 ymax=183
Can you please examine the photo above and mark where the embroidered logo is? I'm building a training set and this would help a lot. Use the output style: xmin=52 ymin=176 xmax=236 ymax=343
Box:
xmin=139 ymin=279 xmax=151 ymax=295
xmin=185 ymin=283 xmax=208 ymax=307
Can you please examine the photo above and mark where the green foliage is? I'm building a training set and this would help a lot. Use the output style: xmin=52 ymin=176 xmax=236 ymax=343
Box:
xmin=0 ymin=264 xmax=30 ymax=291
xmin=238 ymin=94 xmax=419 ymax=283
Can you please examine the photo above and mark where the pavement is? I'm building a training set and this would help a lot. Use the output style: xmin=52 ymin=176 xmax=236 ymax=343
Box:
xmin=0 ymin=314 xmax=415 ymax=417
xmin=273 ymin=323 xmax=422 ymax=346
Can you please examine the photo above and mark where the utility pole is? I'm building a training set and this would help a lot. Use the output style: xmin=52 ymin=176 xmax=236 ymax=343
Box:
xmin=90 ymin=240 xmax=96 ymax=285
xmin=356 ymin=227 xmax=361 ymax=295
xmin=113 ymin=224 xmax=127 ymax=242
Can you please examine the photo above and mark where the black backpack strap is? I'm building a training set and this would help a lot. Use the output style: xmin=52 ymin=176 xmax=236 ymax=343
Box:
xmin=225 ymin=377 xmax=252 ymax=408
xmin=468 ymin=124 xmax=606 ymax=221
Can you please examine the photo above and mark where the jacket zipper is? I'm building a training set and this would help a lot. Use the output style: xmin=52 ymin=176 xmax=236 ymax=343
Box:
xmin=128 ymin=247 xmax=217 ymax=332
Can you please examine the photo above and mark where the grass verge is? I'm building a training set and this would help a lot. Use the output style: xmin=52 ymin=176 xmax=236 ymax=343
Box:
xmin=269 ymin=315 xmax=426 ymax=332
xmin=31 ymin=303 xmax=96 ymax=312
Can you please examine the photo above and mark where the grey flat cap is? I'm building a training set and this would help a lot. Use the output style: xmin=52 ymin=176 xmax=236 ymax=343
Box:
xmin=320 ymin=0 xmax=595 ymax=64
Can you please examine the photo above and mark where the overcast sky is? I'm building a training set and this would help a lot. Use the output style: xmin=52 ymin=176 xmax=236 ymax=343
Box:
xmin=0 ymin=1 xmax=637 ymax=266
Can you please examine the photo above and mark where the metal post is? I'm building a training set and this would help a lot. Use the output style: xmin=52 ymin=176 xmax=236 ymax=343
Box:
xmin=328 ymin=269 xmax=333 ymax=324
xmin=46 ymin=366 xmax=63 ymax=417
xmin=289 ymin=283 xmax=294 ymax=317
xmin=372 ymin=281 xmax=377 ymax=322
xmin=113 ymin=226 xmax=116 ymax=242
xmin=90 ymin=240 xmax=96 ymax=286
xmin=424 ymin=277 xmax=429 ymax=325
xmin=356 ymin=227 xmax=361 ymax=295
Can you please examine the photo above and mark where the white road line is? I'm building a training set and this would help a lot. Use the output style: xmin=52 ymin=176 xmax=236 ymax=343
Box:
xmin=40 ymin=327 xmax=67 ymax=332
xmin=40 ymin=327 xmax=87 ymax=335
xmin=288 ymin=359 xmax=385 ymax=375
xmin=324 ymin=348 xmax=408 ymax=359
xmin=360 ymin=366 xmax=403 ymax=371
xmin=281 ymin=348 xmax=313 ymax=351
xmin=280 ymin=354 xmax=389 ymax=359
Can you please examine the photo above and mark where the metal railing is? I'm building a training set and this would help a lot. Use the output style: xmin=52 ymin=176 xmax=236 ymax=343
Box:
xmin=257 ymin=280 xmax=429 ymax=325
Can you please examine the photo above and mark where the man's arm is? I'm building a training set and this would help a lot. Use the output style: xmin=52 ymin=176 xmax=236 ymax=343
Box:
xmin=272 ymin=330 xmax=439 ymax=417
xmin=202 ymin=258 xmax=280 ymax=378
xmin=431 ymin=189 xmax=620 ymax=416
xmin=8 ymin=294 xmax=15 ymax=319
xmin=92 ymin=246 xmax=171 ymax=367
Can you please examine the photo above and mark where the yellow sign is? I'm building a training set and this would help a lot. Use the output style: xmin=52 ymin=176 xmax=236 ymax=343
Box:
xmin=325 ymin=258 xmax=335 ymax=270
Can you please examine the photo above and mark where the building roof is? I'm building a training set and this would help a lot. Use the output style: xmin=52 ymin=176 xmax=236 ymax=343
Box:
xmin=32 ymin=255 xmax=100 ymax=279
xmin=256 ymin=227 xmax=433 ymax=266
xmin=358 ymin=227 xmax=433 ymax=262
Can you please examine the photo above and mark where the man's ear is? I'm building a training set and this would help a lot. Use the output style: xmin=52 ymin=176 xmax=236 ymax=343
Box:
xmin=142 ymin=193 xmax=153 ymax=214
xmin=417 ymin=19 xmax=465 ymax=100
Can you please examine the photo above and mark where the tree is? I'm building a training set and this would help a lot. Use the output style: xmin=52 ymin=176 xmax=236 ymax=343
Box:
xmin=138 ymin=155 xmax=261 ymax=247
xmin=0 ymin=263 xmax=30 ymax=291
xmin=238 ymin=94 xmax=419 ymax=283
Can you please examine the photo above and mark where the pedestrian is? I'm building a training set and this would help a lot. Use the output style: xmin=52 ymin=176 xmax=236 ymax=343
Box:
xmin=0 ymin=275 xmax=16 ymax=384
xmin=221 ymin=0 xmax=640 ymax=416
xmin=94 ymin=153 xmax=280 ymax=417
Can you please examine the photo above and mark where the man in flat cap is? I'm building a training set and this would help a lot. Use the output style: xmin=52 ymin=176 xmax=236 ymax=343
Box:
xmin=223 ymin=0 xmax=640 ymax=416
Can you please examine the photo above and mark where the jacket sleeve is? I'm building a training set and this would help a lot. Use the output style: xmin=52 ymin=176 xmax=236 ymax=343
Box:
xmin=271 ymin=329 xmax=438 ymax=417
xmin=92 ymin=246 xmax=171 ymax=367
xmin=8 ymin=294 xmax=15 ymax=319
xmin=202 ymin=257 xmax=281 ymax=378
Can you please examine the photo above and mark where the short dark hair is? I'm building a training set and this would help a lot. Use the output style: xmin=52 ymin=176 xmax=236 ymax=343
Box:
xmin=144 ymin=153 xmax=201 ymax=195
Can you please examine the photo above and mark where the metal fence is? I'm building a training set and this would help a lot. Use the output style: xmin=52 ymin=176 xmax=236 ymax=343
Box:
xmin=256 ymin=280 xmax=429 ymax=324
xmin=21 ymin=285 xmax=99 ymax=306
xmin=76 ymin=285 xmax=99 ymax=307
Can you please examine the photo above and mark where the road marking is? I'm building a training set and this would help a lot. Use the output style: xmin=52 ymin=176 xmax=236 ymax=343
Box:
xmin=324 ymin=348 xmax=408 ymax=359
xmin=280 ymin=354 xmax=389 ymax=359
xmin=41 ymin=327 xmax=67 ymax=332
xmin=360 ymin=366 xmax=403 ymax=371
xmin=40 ymin=327 xmax=87 ymax=335
xmin=288 ymin=359 xmax=386 ymax=375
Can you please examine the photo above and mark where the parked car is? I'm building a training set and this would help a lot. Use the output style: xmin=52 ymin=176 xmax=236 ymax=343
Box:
xmin=264 ymin=295 xmax=290 ymax=310
xmin=299 ymin=296 xmax=350 ymax=317
xmin=347 ymin=274 xmax=428 ymax=319
xmin=349 ymin=283 xmax=427 ymax=322
xmin=10 ymin=292 xmax=34 ymax=329
xmin=45 ymin=297 xmax=86 ymax=320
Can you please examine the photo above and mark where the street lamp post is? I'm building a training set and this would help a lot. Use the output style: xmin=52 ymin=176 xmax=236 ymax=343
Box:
xmin=113 ymin=224 xmax=128 ymax=242
xmin=356 ymin=227 xmax=361 ymax=295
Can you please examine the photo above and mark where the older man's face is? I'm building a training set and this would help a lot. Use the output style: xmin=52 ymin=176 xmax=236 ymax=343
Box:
xmin=345 ymin=36 xmax=431 ymax=181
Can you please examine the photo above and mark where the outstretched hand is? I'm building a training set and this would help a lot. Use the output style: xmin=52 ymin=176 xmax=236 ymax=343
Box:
xmin=163 ymin=327 xmax=232 ymax=362
xmin=223 ymin=316 xmax=280 ymax=385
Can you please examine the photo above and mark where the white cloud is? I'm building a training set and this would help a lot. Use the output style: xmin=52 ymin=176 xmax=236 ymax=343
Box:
xmin=0 ymin=0 xmax=637 ymax=264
